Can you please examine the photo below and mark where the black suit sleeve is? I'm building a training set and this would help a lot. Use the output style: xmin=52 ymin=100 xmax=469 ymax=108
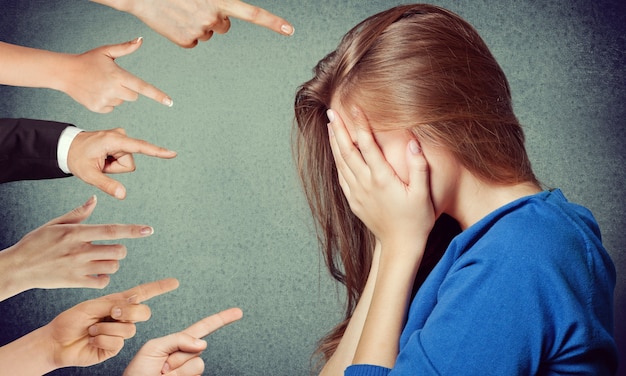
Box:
xmin=0 ymin=118 xmax=74 ymax=183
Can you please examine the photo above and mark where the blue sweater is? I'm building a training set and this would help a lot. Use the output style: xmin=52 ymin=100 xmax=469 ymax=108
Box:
xmin=346 ymin=190 xmax=617 ymax=375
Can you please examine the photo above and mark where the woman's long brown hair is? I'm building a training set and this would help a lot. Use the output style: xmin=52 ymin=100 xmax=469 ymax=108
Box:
xmin=293 ymin=4 xmax=537 ymax=368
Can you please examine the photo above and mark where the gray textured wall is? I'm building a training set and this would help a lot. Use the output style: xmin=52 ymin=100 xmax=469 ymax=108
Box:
xmin=0 ymin=1 xmax=624 ymax=375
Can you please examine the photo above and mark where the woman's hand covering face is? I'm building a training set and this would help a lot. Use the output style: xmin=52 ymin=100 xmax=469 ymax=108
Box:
xmin=326 ymin=107 xmax=436 ymax=254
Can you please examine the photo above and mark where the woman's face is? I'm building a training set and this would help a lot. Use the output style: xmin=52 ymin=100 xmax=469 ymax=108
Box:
xmin=330 ymin=99 xmax=461 ymax=218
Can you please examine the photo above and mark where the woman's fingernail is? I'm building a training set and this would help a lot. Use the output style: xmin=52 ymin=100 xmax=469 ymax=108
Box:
xmin=161 ymin=363 xmax=170 ymax=373
xmin=409 ymin=140 xmax=421 ymax=155
xmin=281 ymin=24 xmax=294 ymax=35
xmin=133 ymin=37 xmax=143 ymax=44
xmin=114 ymin=187 xmax=125 ymax=200
xmin=162 ymin=97 xmax=173 ymax=107
xmin=140 ymin=227 xmax=154 ymax=236
xmin=88 ymin=325 xmax=98 ymax=336
xmin=84 ymin=195 xmax=97 ymax=207
xmin=194 ymin=338 xmax=207 ymax=347
xmin=326 ymin=109 xmax=335 ymax=123
xmin=111 ymin=307 xmax=122 ymax=318
xmin=127 ymin=294 xmax=138 ymax=304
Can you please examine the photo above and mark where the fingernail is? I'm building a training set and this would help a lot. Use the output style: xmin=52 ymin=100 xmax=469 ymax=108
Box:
xmin=133 ymin=36 xmax=143 ymax=44
xmin=161 ymin=363 xmax=170 ymax=373
xmin=114 ymin=187 xmax=125 ymax=200
xmin=112 ymin=307 xmax=122 ymax=318
xmin=162 ymin=97 xmax=173 ymax=107
xmin=326 ymin=109 xmax=335 ymax=123
xmin=194 ymin=338 xmax=207 ymax=346
xmin=127 ymin=294 xmax=138 ymax=304
xmin=84 ymin=195 xmax=97 ymax=207
xmin=281 ymin=24 xmax=294 ymax=35
xmin=88 ymin=336 xmax=95 ymax=345
xmin=88 ymin=325 xmax=98 ymax=336
xmin=409 ymin=140 xmax=421 ymax=155
xmin=327 ymin=124 xmax=334 ymax=137
xmin=140 ymin=226 xmax=154 ymax=236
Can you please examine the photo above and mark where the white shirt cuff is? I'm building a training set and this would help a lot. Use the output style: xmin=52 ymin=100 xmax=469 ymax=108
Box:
xmin=57 ymin=126 xmax=84 ymax=174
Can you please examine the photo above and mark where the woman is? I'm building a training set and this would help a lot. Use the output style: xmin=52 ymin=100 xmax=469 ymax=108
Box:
xmin=293 ymin=4 xmax=617 ymax=375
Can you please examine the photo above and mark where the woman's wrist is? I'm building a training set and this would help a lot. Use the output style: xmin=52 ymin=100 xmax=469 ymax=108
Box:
xmin=43 ymin=52 xmax=75 ymax=95
xmin=0 ymin=325 xmax=56 ymax=375
xmin=0 ymin=246 xmax=29 ymax=301
xmin=378 ymin=237 xmax=428 ymax=269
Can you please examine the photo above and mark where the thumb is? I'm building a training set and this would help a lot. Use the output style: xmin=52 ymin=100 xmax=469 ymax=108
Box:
xmin=159 ymin=333 xmax=208 ymax=373
xmin=106 ymin=37 xmax=143 ymax=60
xmin=46 ymin=195 xmax=98 ymax=225
xmin=162 ymin=332 xmax=208 ymax=355
xmin=84 ymin=170 xmax=127 ymax=200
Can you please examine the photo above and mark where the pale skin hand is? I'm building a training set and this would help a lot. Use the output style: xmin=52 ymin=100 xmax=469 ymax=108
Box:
xmin=0 ymin=278 xmax=179 ymax=376
xmin=327 ymin=107 xmax=435 ymax=249
xmin=123 ymin=308 xmax=244 ymax=375
xmin=58 ymin=37 xmax=173 ymax=113
xmin=67 ymin=128 xmax=177 ymax=199
xmin=0 ymin=39 xmax=172 ymax=113
xmin=327 ymin=108 xmax=435 ymax=369
xmin=92 ymin=0 xmax=294 ymax=48
xmin=0 ymin=196 xmax=154 ymax=302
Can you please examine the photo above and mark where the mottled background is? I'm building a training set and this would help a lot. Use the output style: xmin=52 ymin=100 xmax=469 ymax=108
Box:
xmin=0 ymin=0 xmax=624 ymax=375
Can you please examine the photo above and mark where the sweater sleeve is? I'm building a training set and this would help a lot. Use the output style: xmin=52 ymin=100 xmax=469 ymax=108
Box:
xmin=345 ymin=364 xmax=391 ymax=376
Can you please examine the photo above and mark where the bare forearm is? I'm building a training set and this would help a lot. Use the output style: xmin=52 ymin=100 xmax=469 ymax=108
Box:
xmin=0 ymin=42 xmax=68 ymax=91
xmin=0 ymin=326 xmax=55 ymax=375
xmin=320 ymin=244 xmax=381 ymax=375
xmin=352 ymin=241 xmax=426 ymax=368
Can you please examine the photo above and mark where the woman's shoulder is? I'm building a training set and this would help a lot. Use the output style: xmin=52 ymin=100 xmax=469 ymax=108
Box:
xmin=454 ymin=189 xmax=609 ymax=267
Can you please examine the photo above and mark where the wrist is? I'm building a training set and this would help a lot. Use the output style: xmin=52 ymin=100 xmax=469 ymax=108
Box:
xmin=44 ymin=52 xmax=75 ymax=94
xmin=0 ymin=245 xmax=30 ymax=301
xmin=60 ymin=127 xmax=85 ymax=175
xmin=378 ymin=237 xmax=427 ymax=265
xmin=0 ymin=325 xmax=57 ymax=375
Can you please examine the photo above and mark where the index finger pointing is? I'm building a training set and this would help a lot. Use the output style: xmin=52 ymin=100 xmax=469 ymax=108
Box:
xmin=75 ymin=223 xmax=154 ymax=242
xmin=122 ymin=73 xmax=173 ymax=107
xmin=105 ymin=278 xmax=180 ymax=304
xmin=222 ymin=0 xmax=294 ymax=36
xmin=118 ymin=136 xmax=177 ymax=159
xmin=183 ymin=308 xmax=243 ymax=338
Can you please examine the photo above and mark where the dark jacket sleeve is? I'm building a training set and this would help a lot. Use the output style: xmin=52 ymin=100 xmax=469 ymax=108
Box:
xmin=0 ymin=118 xmax=74 ymax=183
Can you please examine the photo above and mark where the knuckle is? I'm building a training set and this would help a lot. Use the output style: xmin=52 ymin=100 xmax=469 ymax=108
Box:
xmin=69 ymin=205 xmax=85 ymax=218
xmin=103 ymin=224 xmax=118 ymax=238
xmin=339 ymin=148 xmax=355 ymax=162
xmin=247 ymin=6 xmax=262 ymax=20
xmin=58 ymin=226 xmax=78 ymax=243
